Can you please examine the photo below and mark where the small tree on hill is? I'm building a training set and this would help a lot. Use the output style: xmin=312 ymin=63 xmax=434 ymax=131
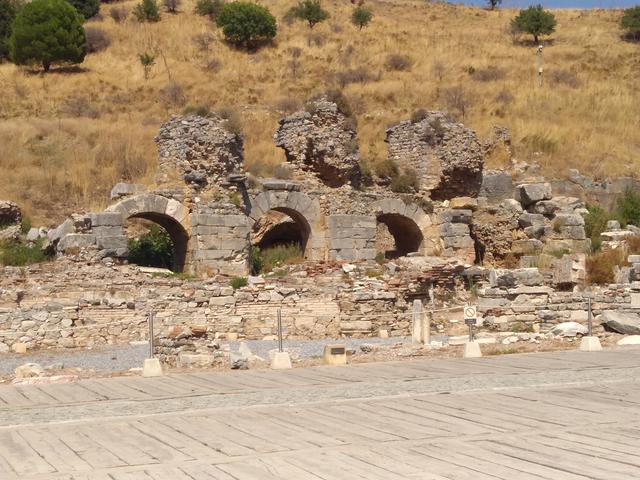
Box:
xmin=216 ymin=1 xmax=276 ymax=49
xmin=620 ymin=6 xmax=640 ymax=41
xmin=134 ymin=0 xmax=160 ymax=22
xmin=511 ymin=5 xmax=556 ymax=44
xmin=68 ymin=0 xmax=100 ymax=20
xmin=9 ymin=0 xmax=86 ymax=72
xmin=487 ymin=0 xmax=501 ymax=10
xmin=351 ymin=5 xmax=372 ymax=30
xmin=288 ymin=0 xmax=329 ymax=29
xmin=0 ymin=0 xmax=19 ymax=59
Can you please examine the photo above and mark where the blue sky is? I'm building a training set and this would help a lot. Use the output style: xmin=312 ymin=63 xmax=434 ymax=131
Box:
xmin=459 ymin=0 xmax=636 ymax=8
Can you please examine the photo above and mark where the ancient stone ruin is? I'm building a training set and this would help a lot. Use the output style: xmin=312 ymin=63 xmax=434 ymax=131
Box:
xmin=3 ymin=96 xmax=640 ymax=362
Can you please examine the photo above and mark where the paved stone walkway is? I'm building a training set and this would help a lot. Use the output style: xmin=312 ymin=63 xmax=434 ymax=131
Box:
xmin=1 ymin=348 xmax=640 ymax=479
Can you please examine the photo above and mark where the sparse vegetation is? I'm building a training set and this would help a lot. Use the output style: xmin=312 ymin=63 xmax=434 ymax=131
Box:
xmin=134 ymin=0 xmax=161 ymax=22
xmin=251 ymin=244 xmax=304 ymax=274
xmin=0 ymin=3 xmax=639 ymax=225
xmin=384 ymin=54 xmax=412 ymax=72
xmin=9 ymin=0 xmax=86 ymax=72
xmin=230 ymin=276 xmax=248 ymax=289
xmin=194 ymin=0 xmax=223 ymax=19
xmin=84 ymin=27 xmax=111 ymax=54
xmin=0 ymin=239 xmax=52 ymax=266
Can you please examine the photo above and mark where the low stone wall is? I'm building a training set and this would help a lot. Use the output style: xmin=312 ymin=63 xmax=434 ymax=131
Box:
xmin=477 ymin=282 xmax=640 ymax=332
xmin=0 ymin=262 xmax=421 ymax=358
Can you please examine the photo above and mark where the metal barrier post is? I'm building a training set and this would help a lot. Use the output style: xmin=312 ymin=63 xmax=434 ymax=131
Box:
xmin=277 ymin=308 xmax=283 ymax=353
xmin=148 ymin=312 xmax=155 ymax=359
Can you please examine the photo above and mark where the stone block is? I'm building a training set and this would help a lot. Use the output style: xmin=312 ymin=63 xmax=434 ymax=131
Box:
xmin=515 ymin=183 xmax=552 ymax=206
xmin=90 ymin=212 xmax=123 ymax=227
xmin=511 ymin=239 xmax=543 ymax=255
xmin=96 ymin=236 xmax=128 ymax=251
xmin=271 ymin=351 xmax=292 ymax=369
xmin=480 ymin=170 xmax=513 ymax=201
xmin=518 ymin=213 xmax=545 ymax=228
xmin=450 ymin=197 xmax=478 ymax=211
xmin=490 ymin=268 xmax=543 ymax=288
xmin=142 ymin=358 xmax=163 ymax=377
xmin=48 ymin=219 xmax=74 ymax=243
xmin=92 ymin=226 xmax=124 ymax=237
xmin=57 ymin=234 xmax=96 ymax=252
xmin=440 ymin=210 xmax=472 ymax=225
xmin=110 ymin=183 xmax=145 ymax=200
xmin=340 ymin=320 xmax=372 ymax=332
xmin=440 ymin=223 xmax=469 ymax=237
xmin=554 ymin=213 xmax=585 ymax=227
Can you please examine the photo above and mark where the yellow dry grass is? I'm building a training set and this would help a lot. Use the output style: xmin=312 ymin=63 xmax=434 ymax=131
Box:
xmin=0 ymin=0 xmax=638 ymax=224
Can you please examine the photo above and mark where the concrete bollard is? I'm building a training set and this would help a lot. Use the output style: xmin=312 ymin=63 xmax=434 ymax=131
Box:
xmin=463 ymin=341 xmax=482 ymax=358
xmin=579 ymin=336 xmax=602 ymax=352
xmin=323 ymin=344 xmax=347 ymax=365
xmin=271 ymin=351 xmax=292 ymax=369
xmin=142 ymin=358 xmax=163 ymax=377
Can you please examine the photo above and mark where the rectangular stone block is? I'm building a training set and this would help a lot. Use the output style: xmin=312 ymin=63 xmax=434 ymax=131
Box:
xmin=90 ymin=212 xmax=122 ymax=227
xmin=92 ymin=226 xmax=123 ymax=237
xmin=192 ymin=214 xmax=227 ymax=226
xmin=96 ymin=236 xmax=127 ymax=250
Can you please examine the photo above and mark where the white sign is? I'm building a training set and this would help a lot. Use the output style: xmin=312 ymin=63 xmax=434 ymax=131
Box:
xmin=464 ymin=306 xmax=477 ymax=320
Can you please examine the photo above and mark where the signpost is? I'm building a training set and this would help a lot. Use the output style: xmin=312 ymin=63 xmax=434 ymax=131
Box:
xmin=464 ymin=305 xmax=477 ymax=342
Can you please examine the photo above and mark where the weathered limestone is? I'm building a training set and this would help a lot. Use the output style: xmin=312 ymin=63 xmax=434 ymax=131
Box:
xmin=385 ymin=111 xmax=484 ymax=199
xmin=155 ymin=115 xmax=244 ymax=190
xmin=600 ymin=311 xmax=640 ymax=335
xmin=515 ymin=183 xmax=553 ymax=207
xmin=274 ymin=94 xmax=361 ymax=187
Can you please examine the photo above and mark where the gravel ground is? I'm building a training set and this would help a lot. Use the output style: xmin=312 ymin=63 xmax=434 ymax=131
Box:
xmin=0 ymin=344 xmax=149 ymax=375
xmin=0 ymin=336 xmax=448 ymax=375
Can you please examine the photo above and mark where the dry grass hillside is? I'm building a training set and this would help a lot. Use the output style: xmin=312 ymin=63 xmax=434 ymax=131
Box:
xmin=0 ymin=0 xmax=638 ymax=224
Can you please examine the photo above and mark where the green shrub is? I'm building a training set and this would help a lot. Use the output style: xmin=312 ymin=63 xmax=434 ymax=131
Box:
xmin=195 ymin=0 xmax=223 ymax=20
xmin=0 ymin=239 xmax=52 ymax=266
xmin=0 ymin=0 xmax=19 ymax=59
xmin=134 ymin=0 xmax=160 ymax=22
xmin=287 ymin=0 xmax=329 ymax=29
xmin=68 ymin=0 xmax=100 ymax=20
xmin=216 ymin=1 xmax=276 ymax=49
xmin=510 ymin=5 xmax=556 ymax=44
xmin=252 ymin=244 xmax=303 ymax=274
xmin=9 ymin=0 xmax=86 ymax=72
xmin=351 ymin=5 xmax=372 ymax=30
xmin=620 ymin=6 xmax=640 ymax=41
xmin=373 ymin=158 xmax=398 ymax=179
xmin=20 ymin=216 xmax=31 ymax=234
xmin=127 ymin=225 xmax=174 ymax=270
xmin=615 ymin=189 xmax=640 ymax=227
xmin=230 ymin=276 xmax=247 ymax=289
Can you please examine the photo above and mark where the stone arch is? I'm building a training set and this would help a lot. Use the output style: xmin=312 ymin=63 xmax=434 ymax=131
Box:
xmin=249 ymin=191 xmax=326 ymax=260
xmin=106 ymin=194 xmax=191 ymax=272
xmin=371 ymin=199 xmax=434 ymax=257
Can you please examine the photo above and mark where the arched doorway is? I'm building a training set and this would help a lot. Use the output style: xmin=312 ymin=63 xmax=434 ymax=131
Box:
xmin=105 ymin=194 xmax=192 ymax=273
xmin=376 ymin=213 xmax=424 ymax=258
xmin=125 ymin=212 xmax=189 ymax=272
xmin=249 ymin=190 xmax=325 ymax=262
xmin=251 ymin=207 xmax=311 ymax=273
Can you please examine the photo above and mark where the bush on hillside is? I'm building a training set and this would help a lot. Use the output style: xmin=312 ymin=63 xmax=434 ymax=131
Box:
xmin=384 ymin=54 xmax=412 ymax=72
xmin=109 ymin=5 xmax=128 ymax=22
xmin=216 ymin=1 xmax=276 ymax=49
xmin=251 ymin=244 xmax=304 ymax=274
xmin=195 ymin=0 xmax=223 ymax=20
xmin=351 ymin=5 xmax=372 ymax=30
xmin=84 ymin=26 xmax=110 ymax=53
xmin=68 ymin=0 xmax=100 ymax=20
xmin=615 ymin=189 xmax=640 ymax=227
xmin=620 ymin=6 xmax=640 ymax=41
xmin=0 ymin=0 xmax=19 ymax=59
xmin=134 ymin=0 xmax=160 ymax=22
xmin=511 ymin=5 xmax=556 ymax=44
xmin=487 ymin=0 xmax=501 ymax=10
xmin=9 ymin=0 xmax=86 ymax=72
xmin=287 ymin=0 xmax=329 ymax=29
xmin=128 ymin=225 xmax=174 ymax=270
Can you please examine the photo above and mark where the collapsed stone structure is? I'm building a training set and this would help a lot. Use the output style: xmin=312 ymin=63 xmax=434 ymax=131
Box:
xmin=0 ymin=200 xmax=22 ymax=242
xmin=385 ymin=111 xmax=484 ymax=199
